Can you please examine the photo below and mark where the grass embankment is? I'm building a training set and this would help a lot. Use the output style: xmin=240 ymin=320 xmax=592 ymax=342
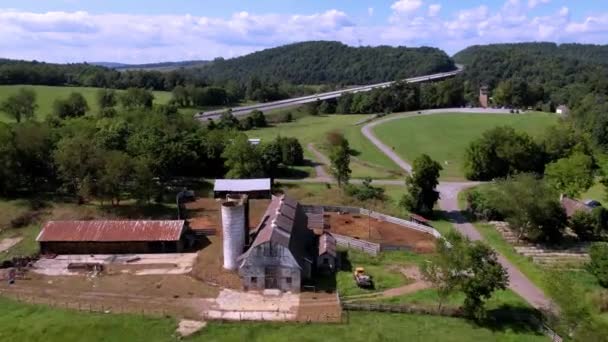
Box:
xmin=0 ymin=85 xmax=175 ymax=122
xmin=0 ymin=296 xmax=548 ymax=342
xmin=336 ymin=249 xmax=425 ymax=297
xmin=246 ymin=114 xmax=404 ymax=179
xmin=373 ymin=112 xmax=557 ymax=180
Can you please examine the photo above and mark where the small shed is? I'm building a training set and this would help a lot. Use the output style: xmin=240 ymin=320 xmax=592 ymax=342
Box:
xmin=37 ymin=220 xmax=186 ymax=254
xmin=556 ymin=105 xmax=569 ymax=116
xmin=214 ymin=178 xmax=272 ymax=199
xmin=560 ymin=196 xmax=592 ymax=218
xmin=317 ymin=232 xmax=337 ymax=272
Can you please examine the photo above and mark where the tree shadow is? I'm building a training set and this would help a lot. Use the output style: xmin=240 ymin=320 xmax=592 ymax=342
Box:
xmin=349 ymin=148 xmax=361 ymax=157
xmin=479 ymin=305 xmax=545 ymax=335
xmin=101 ymin=203 xmax=178 ymax=220
xmin=276 ymin=166 xmax=311 ymax=180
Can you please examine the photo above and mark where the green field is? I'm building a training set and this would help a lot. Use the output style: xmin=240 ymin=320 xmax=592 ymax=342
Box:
xmin=246 ymin=115 xmax=404 ymax=179
xmin=0 ymin=296 xmax=548 ymax=342
xmin=0 ymin=85 xmax=173 ymax=122
xmin=373 ymin=113 xmax=558 ymax=180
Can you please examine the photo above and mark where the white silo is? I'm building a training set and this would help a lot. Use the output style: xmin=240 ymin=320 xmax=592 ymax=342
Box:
xmin=221 ymin=197 xmax=246 ymax=270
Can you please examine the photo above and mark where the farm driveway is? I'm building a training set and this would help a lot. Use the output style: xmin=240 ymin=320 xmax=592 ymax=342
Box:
xmin=362 ymin=109 xmax=553 ymax=311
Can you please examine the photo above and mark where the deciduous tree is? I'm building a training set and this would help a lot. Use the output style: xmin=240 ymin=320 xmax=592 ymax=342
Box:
xmin=222 ymin=134 xmax=263 ymax=178
xmin=400 ymin=154 xmax=442 ymax=215
xmin=0 ymin=88 xmax=37 ymax=123
xmin=544 ymin=152 xmax=594 ymax=198
xmin=329 ymin=137 xmax=351 ymax=187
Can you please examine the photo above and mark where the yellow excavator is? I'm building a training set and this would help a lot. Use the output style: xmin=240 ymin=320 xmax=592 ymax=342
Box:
xmin=353 ymin=267 xmax=373 ymax=288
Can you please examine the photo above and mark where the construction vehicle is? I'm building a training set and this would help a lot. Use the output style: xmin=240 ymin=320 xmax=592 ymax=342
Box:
xmin=353 ymin=267 xmax=373 ymax=288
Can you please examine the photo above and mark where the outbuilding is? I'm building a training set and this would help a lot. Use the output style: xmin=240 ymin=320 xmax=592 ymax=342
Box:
xmin=214 ymin=178 xmax=272 ymax=199
xmin=37 ymin=220 xmax=186 ymax=254
xmin=317 ymin=232 xmax=337 ymax=273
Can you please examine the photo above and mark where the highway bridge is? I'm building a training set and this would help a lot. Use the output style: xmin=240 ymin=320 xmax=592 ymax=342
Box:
xmin=195 ymin=65 xmax=463 ymax=120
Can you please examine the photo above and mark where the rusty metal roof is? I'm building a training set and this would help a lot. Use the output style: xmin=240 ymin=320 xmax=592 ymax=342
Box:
xmin=37 ymin=220 xmax=185 ymax=242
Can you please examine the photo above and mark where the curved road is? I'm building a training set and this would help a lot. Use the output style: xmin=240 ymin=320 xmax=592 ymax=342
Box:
xmin=360 ymin=108 xmax=553 ymax=310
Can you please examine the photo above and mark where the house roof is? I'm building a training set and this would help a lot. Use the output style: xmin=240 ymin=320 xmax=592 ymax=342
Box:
xmin=214 ymin=178 xmax=271 ymax=193
xmin=37 ymin=220 xmax=185 ymax=242
xmin=560 ymin=196 xmax=592 ymax=217
xmin=319 ymin=232 xmax=336 ymax=257
xmin=238 ymin=195 xmax=314 ymax=267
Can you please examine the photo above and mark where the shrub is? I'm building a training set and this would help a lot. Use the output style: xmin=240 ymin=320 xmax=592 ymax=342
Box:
xmin=589 ymin=242 xmax=608 ymax=288
xmin=10 ymin=210 xmax=42 ymax=228
xmin=465 ymin=188 xmax=503 ymax=221
xmin=344 ymin=178 xmax=385 ymax=202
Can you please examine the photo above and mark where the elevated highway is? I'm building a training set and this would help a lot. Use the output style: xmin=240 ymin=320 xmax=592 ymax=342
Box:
xmin=195 ymin=65 xmax=463 ymax=120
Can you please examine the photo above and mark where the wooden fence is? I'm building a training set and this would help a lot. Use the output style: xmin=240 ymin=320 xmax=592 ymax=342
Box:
xmin=332 ymin=233 xmax=380 ymax=256
xmin=305 ymin=205 xmax=443 ymax=239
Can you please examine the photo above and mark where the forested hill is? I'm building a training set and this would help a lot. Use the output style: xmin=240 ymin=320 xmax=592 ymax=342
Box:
xmin=194 ymin=41 xmax=456 ymax=85
xmin=454 ymin=42 xmax=608 ymax=150
xmin=453 ymin=42 xmax=608 ymax=106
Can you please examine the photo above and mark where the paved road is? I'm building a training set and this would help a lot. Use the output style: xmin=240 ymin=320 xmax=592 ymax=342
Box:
xmin=361 ymin=108 xmax=553 ymax=311
xmin=438 ymin=182 xmax=552 ymax=310
xmin=195 ymin=67 xmax=463 ymax=120
xmin=361 ymin=108 xmax=513 ymax=173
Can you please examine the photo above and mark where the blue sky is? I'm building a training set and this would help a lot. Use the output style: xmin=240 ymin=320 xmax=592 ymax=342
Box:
xmin=1 ymin=0 xmax=607 ymax=63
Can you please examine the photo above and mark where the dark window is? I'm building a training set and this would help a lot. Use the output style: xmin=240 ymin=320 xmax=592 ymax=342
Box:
xmin=286 ymin=277 xmax=292 ymax=284
xmin=251 ymin=277 xmax=257 ymax=283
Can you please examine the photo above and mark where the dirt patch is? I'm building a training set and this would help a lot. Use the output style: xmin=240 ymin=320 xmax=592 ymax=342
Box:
xmin=185 ymin=198 xmax=270 ymax=231
xmin=0 ymin=237 xmax=22 ymax=253
xmin=325 ymin=213 xmax=436 ymax=253
xmin=191 ymin=236 xmax=242 ymax=289
xmin=296 ymin=292 xmax=342 ymax=322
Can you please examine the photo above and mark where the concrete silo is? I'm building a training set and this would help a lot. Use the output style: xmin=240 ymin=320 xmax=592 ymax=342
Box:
xmin=221 ymin=195 xmax=247 ymax=270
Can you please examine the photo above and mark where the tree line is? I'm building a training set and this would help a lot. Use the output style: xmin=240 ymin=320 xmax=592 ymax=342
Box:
xmin=0 ymin=88 xmax=304 ymax=204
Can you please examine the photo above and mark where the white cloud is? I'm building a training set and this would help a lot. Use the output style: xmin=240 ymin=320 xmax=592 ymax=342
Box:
xmin=368 ymin=7 xmax=374 ymax=16
xmin=1 ymin=4 xmax=608 ymax=63
xmin=428 ymin=4 xmax=441 ymax=17
xmin=391 ymin=0 xmax=423 ymax=14
xmin=528 ymin=0 xmax=550 ymax=9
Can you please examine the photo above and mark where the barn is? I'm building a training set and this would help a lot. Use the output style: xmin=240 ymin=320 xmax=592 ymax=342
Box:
xmin=37 ymin=220 xmax=187 ymax=254
xmin=237 ymin=195 xmax=315 ymax=292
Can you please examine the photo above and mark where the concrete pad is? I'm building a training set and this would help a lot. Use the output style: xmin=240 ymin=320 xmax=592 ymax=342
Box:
xmin=202 ymin=289 xmax=299 ymax=321
xmin=0 ymin=237 xmax=22 ymax=253
xmin=32 ymin=253 xmax=197 ymax=276
xmin=176 ymin=319 xmax=206 ymax=337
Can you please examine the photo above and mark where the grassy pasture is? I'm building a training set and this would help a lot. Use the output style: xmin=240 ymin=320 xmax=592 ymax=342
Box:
xmin=0 ymin=296 xmax=549 ymax=342
xmin=373 ymin=112 xmax=558 ymax=180
xmin=0 ymin=85 xmax=173 ymax=122
xmin=246 ymin=114 xmax=404 ymax=179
